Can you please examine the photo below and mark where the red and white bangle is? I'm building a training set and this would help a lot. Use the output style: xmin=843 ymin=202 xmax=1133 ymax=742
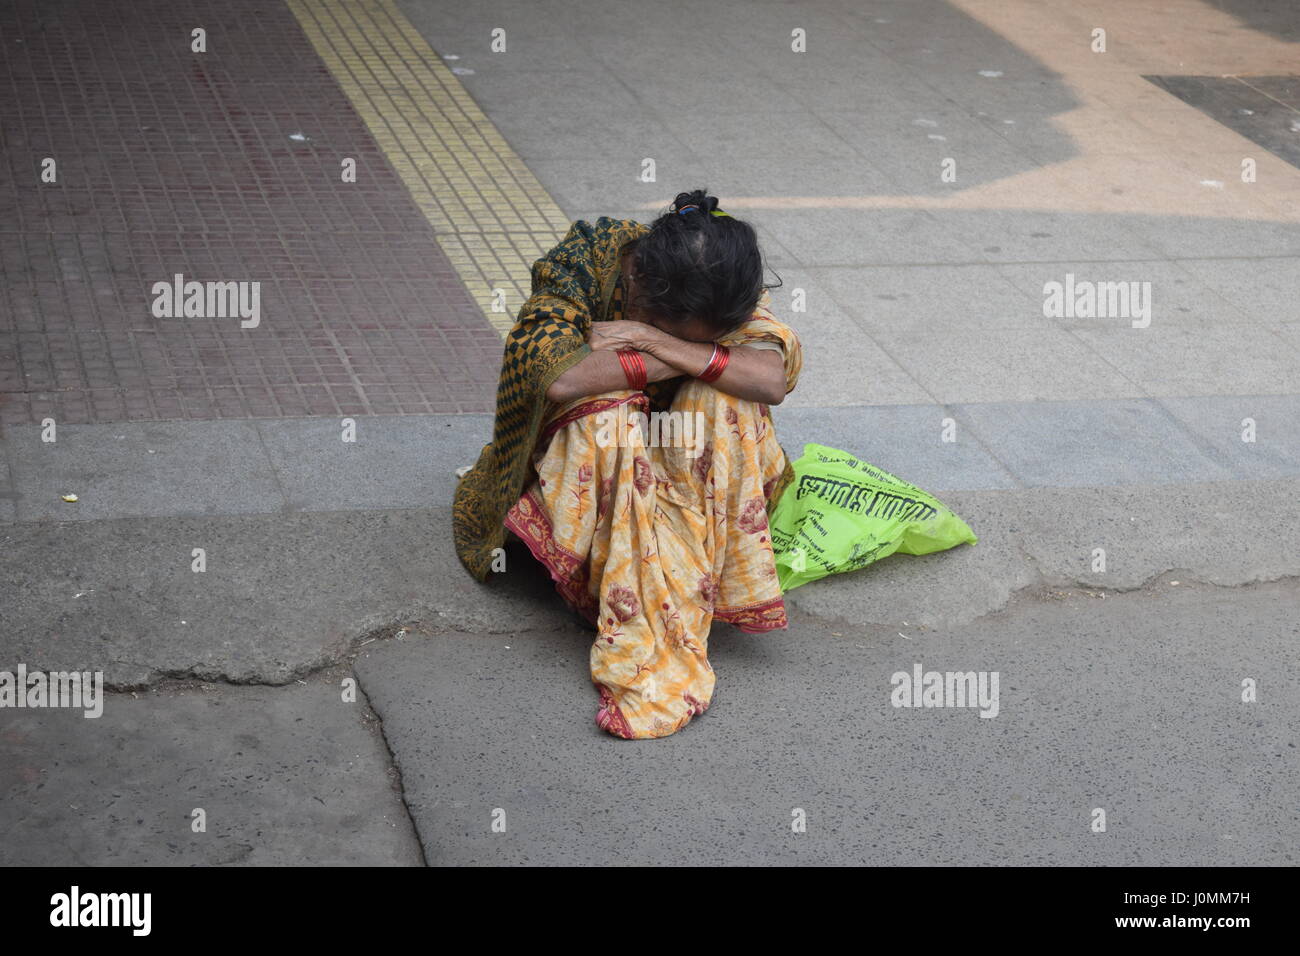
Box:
xmin=617 ymin=348 xmax=647 ymax=391
xmin=697 ymin=344 xmax=730 ymax=383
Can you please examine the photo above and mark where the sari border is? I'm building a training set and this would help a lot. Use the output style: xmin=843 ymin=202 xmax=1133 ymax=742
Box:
xmin=504 ymin=489 xmax=600 ymax=625
xmin=540 ymin=391 xmax=648 ymax=448
xmin=595 ymin=684 xmax=636 ymax=739
xmin=714 ymin=595 xmax=788 ymax=633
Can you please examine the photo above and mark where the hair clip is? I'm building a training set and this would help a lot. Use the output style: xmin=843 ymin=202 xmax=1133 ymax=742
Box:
xmin=677 ymin=204 xmax=700 ymax=215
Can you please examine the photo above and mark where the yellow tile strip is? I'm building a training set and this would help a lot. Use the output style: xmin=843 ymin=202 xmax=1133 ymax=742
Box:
xmin=285 ymin=0 xmax=571 ymax=335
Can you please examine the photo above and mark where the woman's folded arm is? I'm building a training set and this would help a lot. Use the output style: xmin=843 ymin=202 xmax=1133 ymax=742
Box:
xmin=581 ymin=320 xmax=787 ymax=406
xmin=649 ymin=338 xmax=786 ymax=406
xmin=545 ymin=349 xmax=679 ymax=404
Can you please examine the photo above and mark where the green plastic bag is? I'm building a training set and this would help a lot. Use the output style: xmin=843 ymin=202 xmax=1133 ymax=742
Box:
xmin=770 ymin=443 xmax=977 ymax=592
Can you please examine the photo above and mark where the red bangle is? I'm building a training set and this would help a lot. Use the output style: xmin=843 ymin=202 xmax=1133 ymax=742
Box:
xmin=617 ymin=349 xmax=647 ymax=391
xmin=697 ymin=344 xmax=730 ymax=383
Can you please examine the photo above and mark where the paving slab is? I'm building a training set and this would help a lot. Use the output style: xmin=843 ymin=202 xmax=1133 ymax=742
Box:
xmin=1121 ymin=214 xmax=1300 ymax=259
xmin=256 ymin=414 xmax=494 ymax=513
xmin=810 ymin=262 xmax=1044 ymax=333
xmin=995 ymin=259 xmax=1258 ymax=330
xmin=1069 ymin=324 xmax=1300 ymax=397
xmin=355 ymin=580 xmax=1299 ymax=865
xmin=819 ymin=107 xmax=1044 ymax=196
xmin=0 ymin=508 xmax=573 ymax=686
xmin=1155 ymin=394 xmax=1300 ymax=479
xmin=785 ymin=476 xmax=1300 ymax=628
xmin=5 ymin=420 xmax=284 ymax=521
xmin=759 ymin=208 xmax=988 ymax=267
xmin=1177 ymin=256 xmax=1300 ymax=324
xmin=1146 ymin=74 xmax=1300 ymax=170
xmin=0 ymin=677 xmax=421 ymax=865
xmin=872 ymin=326 xmax=1144 ymax=404
xmin=933 ymin=209 xmax=1167 ymax=264
xmin=771 ymin=273 xmax=936 ymax=407
xmin=950 ymin=398 xmax=1233 ymax=487
xmin=5 ymin=396 xmax=1297 ymax=531
xmin=774 ymin=405 xmax=1018 ymax=491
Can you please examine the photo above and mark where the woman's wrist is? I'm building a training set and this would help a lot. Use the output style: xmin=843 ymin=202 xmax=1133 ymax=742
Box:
xmin=635 ymin=350 xmax=673 ymax=382
xmin=637 ymin=324 xmax=673 ymax=360
xmin=637 ymin=326 xmax=699 ymax=370
xmin=656 ymin=338 xmax=714 ymax=377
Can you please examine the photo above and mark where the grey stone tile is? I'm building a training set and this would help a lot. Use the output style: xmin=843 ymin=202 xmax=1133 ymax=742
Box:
xmin=810 ymin=263 xmax=1043 ymax=331
xmin=873 ymin=326 xmax=1145 ymax=403
xmin=756 ymin=267 xmax=933 ymax=406
xmin=995 ymin=259 xmax=1256 ymax=330
xmin=782 ymin=314 xmax=934 ymax=408
xmin=523 ymin=157 xmax=716 ymax=217
xmin=1177 ymin=256 xmax=1300 ymax=324
xmin=583 ymin=33 xmax=809 ymax=113
xmin=815 ymin=106 xmax=1047 ymax=196
xmin=935 ymin=209 xmax=1165 ymax=263
xmin=657 ymin=110 xmax=872 ymax=197
xmin=774 ymin=404 xmax=1018 ymax=490
xmin=6 ymin=421 xmax=283 ymax=522
xmin=1070 ymin=324 xmax=1300 ymax=397
xmin=754 ymin=226 xmax=805 ymax=269
xmin=952 ymin=399 xmax=1233 ymax=487
xmin=452 ymin=63 xmax=631 ymax=112
xmin=396 ymin=1 xmax=587 ymax=45
xmin=563 ymin=207 xmax=653 ymax=228
xmin=426 ymin=33 xmax=601 ymax=70
xmin=258 ymin=414 xmax=495 ymax=512
xmin=764 ymin=48 xmax=941 ymax=113
xmin=1123 ymin=214 xmax=1300 ymax=258
xmin=925 ymin=66 xmax=1079 ymax=120
xmin=497 ymin=108 xmax=681 ymax=162
xmin=760 ymin=208 xmax=988 ymax=266
xmin=1155 ymin=394 xmax=1300 ymax=479
xmin=1144 ymin=75 xmax=1300 ymax=170
xmin=1271 ymin=322 xmax=1300 ymax=354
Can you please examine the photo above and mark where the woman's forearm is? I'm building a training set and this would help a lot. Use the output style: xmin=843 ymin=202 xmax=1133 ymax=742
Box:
xmin=646 ymin=337 xmax=787 ymax=406
xmin=545 ymin=350 xmax=679 ymax=404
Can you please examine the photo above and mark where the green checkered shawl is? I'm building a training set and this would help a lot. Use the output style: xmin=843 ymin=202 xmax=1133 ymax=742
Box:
xmin=453 ymin=217 xmax=653 ymax=581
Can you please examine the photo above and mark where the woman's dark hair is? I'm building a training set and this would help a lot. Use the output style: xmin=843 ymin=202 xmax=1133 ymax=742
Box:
xmin=629 ymin=189 xmax=781 ymax=335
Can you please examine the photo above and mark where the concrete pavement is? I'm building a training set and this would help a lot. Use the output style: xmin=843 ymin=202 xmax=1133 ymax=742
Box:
xmin=3 ymin=0 xmax=1298 ymax=865
xmin=356 ymin=580 xmax=1299 ymax=866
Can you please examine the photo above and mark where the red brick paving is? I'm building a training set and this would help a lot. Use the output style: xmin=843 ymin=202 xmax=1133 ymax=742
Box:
xmin=0 ymin=0 xmax=503 ymax=424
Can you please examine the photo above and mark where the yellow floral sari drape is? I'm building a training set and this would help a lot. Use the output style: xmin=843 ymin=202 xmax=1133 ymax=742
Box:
xmin=505 ymin=303 xmax=803 ymax=739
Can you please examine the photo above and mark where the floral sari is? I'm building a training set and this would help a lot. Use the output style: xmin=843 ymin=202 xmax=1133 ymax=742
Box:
xmin=505 ymin=294 xmax=803 ymax=739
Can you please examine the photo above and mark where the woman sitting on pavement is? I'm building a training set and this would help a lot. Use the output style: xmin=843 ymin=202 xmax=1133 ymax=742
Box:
xmin=453 ymin=189 xmax=802 ymax=739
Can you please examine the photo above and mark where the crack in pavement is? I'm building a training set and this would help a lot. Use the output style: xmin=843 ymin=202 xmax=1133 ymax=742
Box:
xmin=353 ymin=673 xmax=431 ymax=867
xmin=83 ymin=567 xmax=1300 ymax=692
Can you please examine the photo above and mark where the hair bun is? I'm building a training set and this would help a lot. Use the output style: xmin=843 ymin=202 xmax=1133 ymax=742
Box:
xmin=672 ymin=189 xmax=719 ymax=215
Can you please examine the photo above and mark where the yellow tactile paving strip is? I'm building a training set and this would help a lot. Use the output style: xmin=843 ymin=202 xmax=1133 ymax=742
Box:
xmin=286 ymin=0 xmax=571 ymax=335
